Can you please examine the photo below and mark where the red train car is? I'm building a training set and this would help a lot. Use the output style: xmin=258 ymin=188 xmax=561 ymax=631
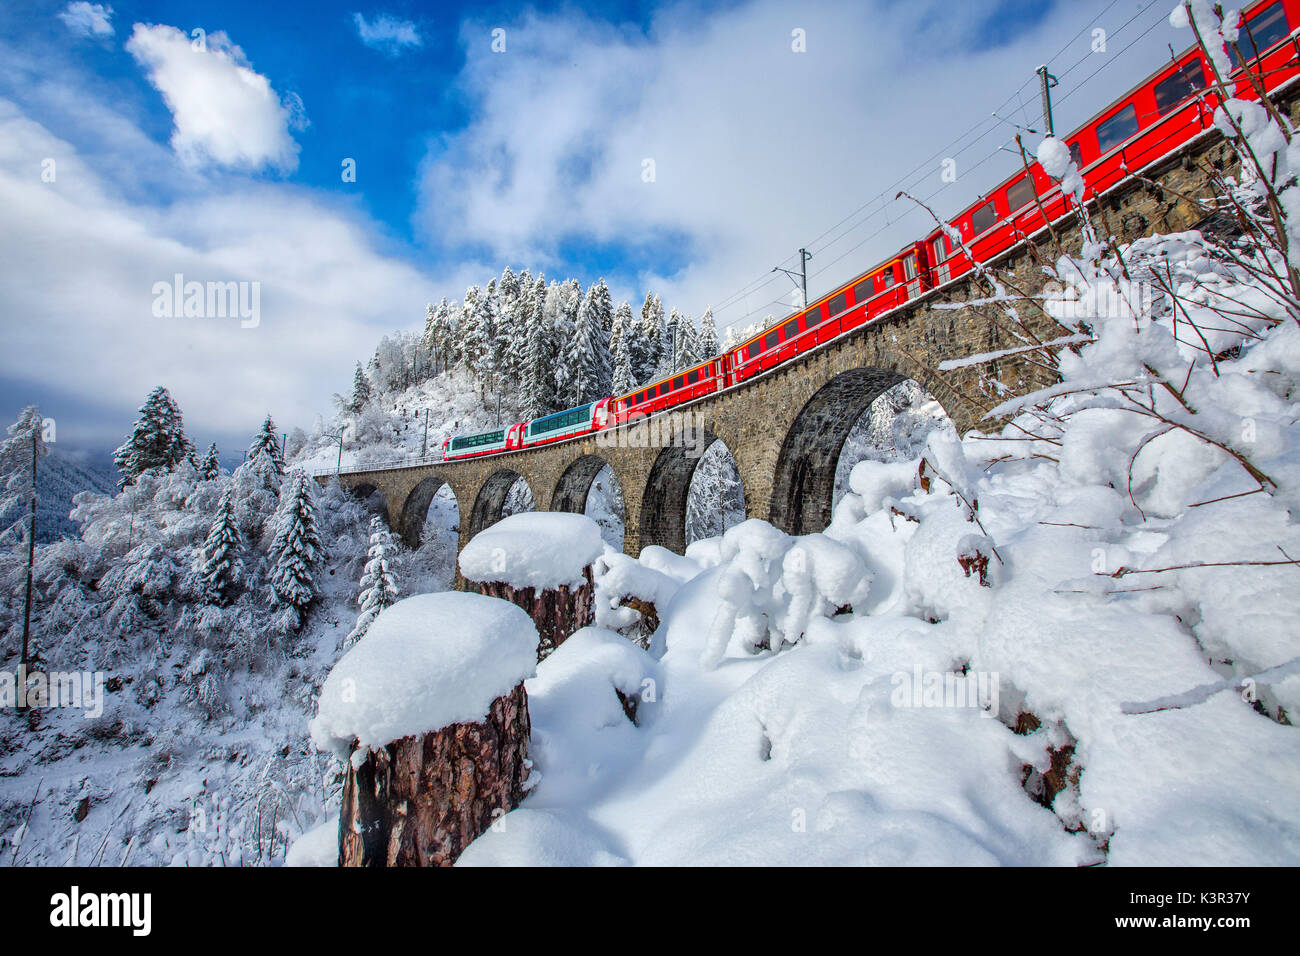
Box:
xmin=447 ymin=0 xmax=1300 ymax=466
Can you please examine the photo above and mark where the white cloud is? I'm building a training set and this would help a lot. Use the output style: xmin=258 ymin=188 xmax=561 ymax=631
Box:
xmin=125 ymin=23 xmax=303 ymax=173
xmin=0 ymin=97 xmax=437 ymax=448
xmin=353 ymin=13 xmax=423 ymax=56
xmin=417 ymin=0 xmax=1182 ymax=336
xmin=57 ymin=2 xmax=114 ymax=38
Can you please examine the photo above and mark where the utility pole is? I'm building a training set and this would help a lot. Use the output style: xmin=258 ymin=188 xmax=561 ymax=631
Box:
xmin=772 ymin=248 xmax=813 ymax=309
xmin=421 ymin=409 xmax=429 ymax=457
xmin=20 ymin=426 xmax=36 ymax=677
xmin=332 ymin=426 xmax=345 ymax=476
xmin=1036 ymin=65 xmax=1059 ymax=137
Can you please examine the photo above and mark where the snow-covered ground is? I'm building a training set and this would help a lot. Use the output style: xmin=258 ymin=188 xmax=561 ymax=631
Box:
xmin=10 ymin=45 xmax=1300 ymax=866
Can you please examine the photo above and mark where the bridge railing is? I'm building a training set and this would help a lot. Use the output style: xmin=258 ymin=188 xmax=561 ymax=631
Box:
xmin=303 ymin=452 xmax=446 ymax=478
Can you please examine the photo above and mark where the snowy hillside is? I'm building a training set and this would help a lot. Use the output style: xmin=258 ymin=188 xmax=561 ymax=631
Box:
xmin=0 ymin=448 xmax=117 ymax=544
xmin=7 ymin=2 xmax=1300 ymax=870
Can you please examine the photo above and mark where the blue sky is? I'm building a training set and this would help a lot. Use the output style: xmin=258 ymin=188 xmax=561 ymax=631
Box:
xmin=0 ymin=0 xmax=1184 ymax=457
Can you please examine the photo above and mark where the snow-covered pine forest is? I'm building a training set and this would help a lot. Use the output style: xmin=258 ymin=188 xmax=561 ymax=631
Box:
xmin=0 ymin=259 xmax=945 ymax=865
xmin=5 ymin=1 xmax=1299 ymax=871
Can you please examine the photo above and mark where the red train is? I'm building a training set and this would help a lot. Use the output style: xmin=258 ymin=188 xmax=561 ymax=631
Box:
xmin=445 ymin=0 xmax=1300 ymax=462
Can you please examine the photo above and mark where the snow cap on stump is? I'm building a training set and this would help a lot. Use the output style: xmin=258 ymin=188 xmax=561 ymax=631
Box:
xmin=460 ymin=512 xmax=606 ymax=590
xmin=310 ymin=592 xmax=538 ymax=760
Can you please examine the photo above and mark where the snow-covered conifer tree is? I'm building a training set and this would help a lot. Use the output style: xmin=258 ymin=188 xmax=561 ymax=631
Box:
xmin=567 ymin=282 xmax=613 ymax=405
xmin=424 ymin=298 xmax=454 ymax=374
xmin=199 ymin=443 xmax=221 ymax=480
xmin=194 ymin=485 xmax=244 ymax=605
xmin=521 ymin=280 xmax=554 ymax=419
xmin=265 ymin=468 xmax=323 ymax=631
xmin=658 ymin=308 xmax=679 ymax=375
xmin=636 ymin=293 xmax=664 ymax=382
xmin=611 ymin=303 xmax=636 ymax=395
xmin=246 ymin=415 xmax=285 ymax=479
xmin=699 ymin=307 xmax=719 ymax=358
xmin=675 ymin=311 xmax=700 ymax=369
xmin=345 ymin=515 xmax=400 ymax=646
xmin=349 ymin=362 xmax=372 ymax=413
xmin=0 ymin=405 xmax=49 ymax=668
xmin=113 ymin=386 xmax=193 ymax=488
xmin=553 ymin=279 xmax=583 ymax=405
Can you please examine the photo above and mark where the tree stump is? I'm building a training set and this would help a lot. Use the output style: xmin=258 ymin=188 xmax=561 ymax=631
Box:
xmin=472 ymin=566 xmax=595 ymax=659
xmin=338 ymin=681 xmax=531 ymax=867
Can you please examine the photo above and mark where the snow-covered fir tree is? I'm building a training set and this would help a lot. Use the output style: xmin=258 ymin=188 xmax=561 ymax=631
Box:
xmin=611 ymin=304 xmax=636 ymax=395
xmin=0 ymin=406 xmax=49 ymax=546
xmin=194 ymin=485 xmax=244 ymax=605
xmin=699 ymin=307 xmax=719 ymax=359
xmin=635 ymin=293 xmax=664 ymax=382
xmin=345 ymin=514 xmax=399 ymax=647
xmin=658 ymin=307 xmax=679 ymax=375
xmin=675 ymin=310 xmax=700 ymax=370
xmin=424 ymin=298 xmax=455 ymax=374
xmin=198 ymin=442 xmax=222 ymax=481
xmin=551 ymin=279 xmax=581 ymax=404
xmin=0 ymin=405 xmax=50 ymax=666
xmin=348 ymin=362 xmax=372 ymax=413
xmin=567 ymin=281 xmax=613 ymax=405
xmin=481 ymin=278 xmax=504 ymax=397
xmin=520 ymin=278 xmax=555 ymax=419
xmin=458 ymin=285 xmax=489 ymax=392
xmin=113 ymin=386 xmax=193 ymax=488
xmin=246 ymin=414 xmax=285 ymax=478
xmin=265 ymin=468 xmax=323 ymax=632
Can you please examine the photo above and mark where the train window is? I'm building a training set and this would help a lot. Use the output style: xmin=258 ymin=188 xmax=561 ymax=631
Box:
xmin=783 ymin=319 xmax=798 ymax=339
xmin=1068 ymin=141 xmax=1083 ymax=167
xmin=852 ymin=278 xmax=872 ymax=303
xmin=970 ymin=200 xmax=997 ymax=235
xmin=929 ymin=235 xmax=948 ymax=263
xmin=806 ymin=305 xmax=824 ymax=325
xmin=765 ymin=330 xmax=779 ymax=350
xmin=1154 ymin=60 xmax=1203 ymax=114
xmin=688 ymin=369 xmax=700 ymax=384
xmin=829 ymin=292 xmax=847 ymax=316
xmin=747 ymin=342 xmax=760 ymax=359
xmin=903 ymin=254 xmax=918 ymax=280
xmin=1006 ymin=176 xmax=1036 ymax=212
xmin=1097 ymin=103 xmax=1139 ymax=153
xmin=673 ymin=376 xmax=684 ymax=390
xmin=1231 ymin=3 xmax=1289 ymax=65
xmin=881 ymin=269 xmax=896 ymax=288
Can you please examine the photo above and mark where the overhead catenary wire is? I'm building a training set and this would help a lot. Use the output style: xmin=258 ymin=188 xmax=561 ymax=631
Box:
xmin=713 ymin=0 xmax=1174 ymax=335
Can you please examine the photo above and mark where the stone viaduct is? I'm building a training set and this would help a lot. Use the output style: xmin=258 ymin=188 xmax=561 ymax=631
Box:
xmin=315 ymin=124 xmax=1259 ymax=567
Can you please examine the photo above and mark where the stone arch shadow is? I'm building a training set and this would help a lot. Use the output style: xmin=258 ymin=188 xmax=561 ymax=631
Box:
xmin=398 ymin=475 xmax=461 ymax=550
xmin=348 ymin=481 xmax=392 ymax=527
xmin=638 ymin=428 xmax=720 ymax=555
xmin=468 ymin=468 xmax=532 ymax=541
xmin=552 ymin=453 xmax=626 ymax=550
xmin=769 ymin=367 xmax=922 ymax=536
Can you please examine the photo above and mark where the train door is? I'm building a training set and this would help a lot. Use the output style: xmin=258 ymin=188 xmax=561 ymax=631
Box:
xmin=929 ymin=233 xmax=950 ymax=286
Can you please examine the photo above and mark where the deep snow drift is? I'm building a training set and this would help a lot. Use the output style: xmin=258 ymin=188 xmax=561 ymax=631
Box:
xmin=454 ymin=221 xmax=1300 ymax=866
